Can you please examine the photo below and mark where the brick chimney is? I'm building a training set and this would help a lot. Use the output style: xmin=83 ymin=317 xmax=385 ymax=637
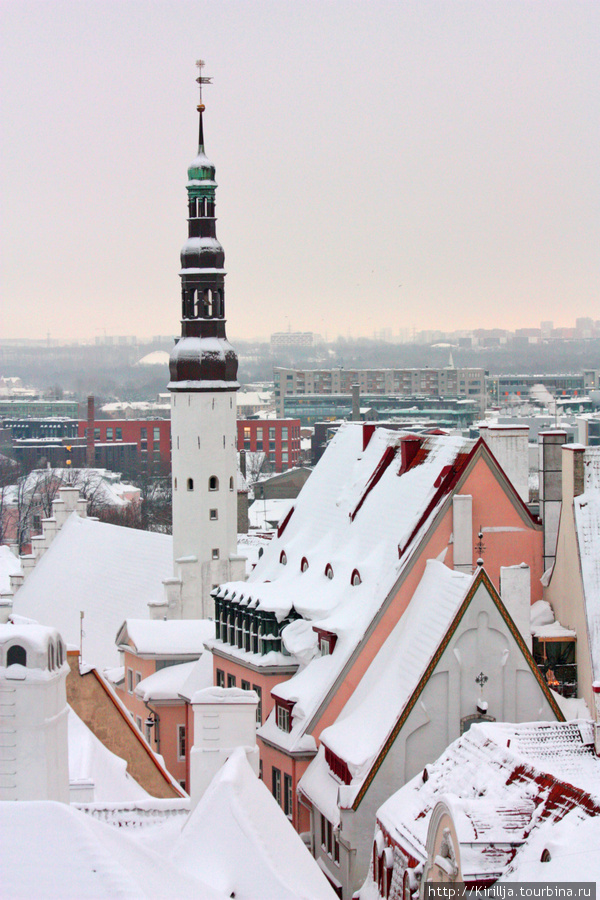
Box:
xmin=86 ymin=395 xmax=95 ymax=467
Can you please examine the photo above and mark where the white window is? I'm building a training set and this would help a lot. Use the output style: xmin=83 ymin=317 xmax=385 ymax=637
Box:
xmin=276 ymin=704 xmax=291 ymax=733
xmin=177 ymin=724 xmax=186 ymax=760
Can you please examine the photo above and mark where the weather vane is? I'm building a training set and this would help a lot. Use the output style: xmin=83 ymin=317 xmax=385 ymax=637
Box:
xmin=196 ymin=59 xmax=213 ymax=112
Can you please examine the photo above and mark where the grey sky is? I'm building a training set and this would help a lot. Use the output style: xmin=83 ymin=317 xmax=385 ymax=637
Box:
xmin=2 ymin=0 xmax=598 ymax=341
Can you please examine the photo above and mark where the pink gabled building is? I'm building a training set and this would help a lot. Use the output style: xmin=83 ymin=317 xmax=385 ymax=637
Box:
xmin=205 ymin=424 xmax=546 ymax=865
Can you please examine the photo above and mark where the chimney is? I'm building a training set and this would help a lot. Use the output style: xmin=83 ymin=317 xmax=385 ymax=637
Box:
xmin=86 ymin=395 xmax=95 ymax=467
xmin=482 ymin=425 xmax=529 ymax=503
xmin=351 ymin=383 xmax=360 ymax=422
xmin=500 ymin=563 xmax=532 ymax=650
xmin=452 ymin=494 xmax=473 ymax=574
xmin=538 ymin=431 xmax=567 ymax=571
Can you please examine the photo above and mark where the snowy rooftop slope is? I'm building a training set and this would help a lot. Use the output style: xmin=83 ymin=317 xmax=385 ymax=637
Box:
xmin=13 ymin=515 xmax=173 ymax=669
xmin=0 ymin=801 xmax=227 ymax=900
xmin=302 ymin=562 xmax=472 ymax=795
xmin=119 ymin=619 xmax=214 ymax=656
xmin=170 ymin=747 xmax=337 ymax=900
xmin=502 ymin=807 xmax=600 ymax=882
xmin=574 ymin=447 xmax=600 ymax=681
xmin=68 ymin=708 xmax=149 ymax=802
xmin=135 ymin=662 xmax=198 ymax=702
xmin=377 ymin=720 xmax=600 ymax=874
xmin=0 ymin=544 xmax=21 ymax=593
xmin=221 ymin=426 xmax=472 ymax=751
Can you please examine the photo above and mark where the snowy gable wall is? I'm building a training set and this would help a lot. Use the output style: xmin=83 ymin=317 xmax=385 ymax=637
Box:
xmin=575 ymin=448 xmax=600 ymax=683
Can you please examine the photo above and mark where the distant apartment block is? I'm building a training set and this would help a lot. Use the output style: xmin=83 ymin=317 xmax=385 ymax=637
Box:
xmin=77 ymin=419 xmax=171 ymax=474
xmin=270 ymin=332 xmax=315 ymax=348
xmin=0 ymin=399 xmax=80 ymax=419
xmin=274 ymin=366 xmax=487 ymax=418
xmin=237 ymin=419 xmax=301 ymax=472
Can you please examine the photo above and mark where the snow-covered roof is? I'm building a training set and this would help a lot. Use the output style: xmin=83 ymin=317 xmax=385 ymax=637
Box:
xmin=248 ymin=497 xmax=292 ymax=530
xmin=0 ymin=545 xmax=21 ymax=594
xmin=213 ymin=425 xmax=473 ymax=752
xmin=13 ymin=515 xmax=173 ymax=669
xmin=574 ymin=448 xmax=600 ymax=681
xmin=0 ymin=800 xmax=227 ymax=900
xmin=169 ymin=747 xmax=337 ymax=900
xmin=377 ymin=720 xmax=600 ymax=876
xmin=68 ymin=707 xmax=149 ymax=802
xmin=118 ymin=619 xmax=214 ymax=658
xmin=503 ymin=807 xmax=600 ymax=882
xmin=135 ymin=661 xmax=198 ymax=702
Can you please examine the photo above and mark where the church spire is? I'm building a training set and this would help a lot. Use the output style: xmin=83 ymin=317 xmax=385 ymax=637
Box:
xmin=168 ymin=61 xmax=238 ymax=390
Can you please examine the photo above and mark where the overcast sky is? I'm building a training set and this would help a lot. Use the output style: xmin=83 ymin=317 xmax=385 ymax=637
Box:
xmin=2 ymin=1 xmax=598 ymax=341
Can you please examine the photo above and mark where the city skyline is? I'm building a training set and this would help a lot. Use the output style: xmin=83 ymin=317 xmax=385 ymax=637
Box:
xmin=2 ymin=1 xmax=599 ymax=342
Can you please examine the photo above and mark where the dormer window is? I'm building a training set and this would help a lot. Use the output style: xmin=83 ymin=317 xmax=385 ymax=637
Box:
xmin=280 ymin=550 xmax=287 ymax=565
xmin=325 ymin=564 xmax=334 ymax=580
xmin=300 ymin=557 xmax=309 ymax=572
xmin=275 ymin=700 xmax=293 ymax=733
xmin=351 ymin=568 xmax=362 ymax=586
xmin=313 ymin=627 xmax=337 ymax=656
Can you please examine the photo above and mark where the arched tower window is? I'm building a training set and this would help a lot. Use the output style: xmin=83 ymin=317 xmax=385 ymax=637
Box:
xmin=7 ymin=645 xmax=27 ymax=667
xmin=209 ymin=476 xmax=219 ymax=491
xmin=187 ymin=478 xmax=194 ymax=491
xmin=48 ymin=644 xmax=55 ymax=670
xmin=229 ymin=476 xmax=234 ymax=491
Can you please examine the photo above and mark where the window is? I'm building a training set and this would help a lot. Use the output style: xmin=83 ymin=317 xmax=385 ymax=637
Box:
xmin=177 ymin=724 xmax=186 ymax=760
xmin=351 ymin=568 xmax=362 ymax=586
xmin=210 ymin=508 xmax=218 ymax=520
xmin=106 ymin=427 xmax=113 ymax=440
xmin=48 ymin=644 xmax=55 ymax=670
xmin=320 ymin=814 xmax=340 ymax=864
xmin=253 ymin=684 xmax=262 ymax=724
xmin=209 ymin=476 xmax=219 ymax=491
xmin=174 ymin=477 xmax=177 ymax=490
xmin=229 ymin=476 xmax=234 ymax=491
xmin=276 ymin=703 xmax=291 ymax=733
xmin=145 ymin=722 xmax=153 ymax=743
xmin=141 ymin=427 xmax=147 ymax=440
xmin=227 ymin=673 xmax=236 ymax=688
xmin=241 ymin=679 xmax=250 ymax=691
xmin=280 ymin=550 xmax=287 ymax=565
xmin=94 ymin=428 xmax=101 ymax=441
xmin=136 ymin=716 xmax=142 ymax=731
xmin=212 ymin=548 xmax=220 ymax=560
xmin=127 ymin=668 xmax=133 ymax=693
xmin=325 ymin=563 xmax=334 ymax=579
xmin=135 ymin=671 xmax=141 ymax=688
xmin=116 ymin=427 xmax=122 ymax=440
xmin=154 ymin=427 xmax=160 ymax=441
xmin=187 ymin=478 xmax=194 ymax=491
xmin=320 ymin=638 xmax=330 ymax=656
xmin=272 ymin=767 xmax=281 ymax=805
xmin=300 ymin=557 xmax=309 ymax=572
xmin=284 ymin=773 xmax=293 ymax=818
xmin=216 ymin=668 xmax=225 ymax=687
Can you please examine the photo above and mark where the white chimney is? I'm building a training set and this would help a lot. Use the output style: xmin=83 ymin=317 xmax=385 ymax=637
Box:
xmin=500 ymin=563 xmax=532 ymax=650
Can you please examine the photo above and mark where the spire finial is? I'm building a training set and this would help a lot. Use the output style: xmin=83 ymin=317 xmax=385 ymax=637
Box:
xmin=196 ymin=59 xmax=212 ymax=113
xmin=195 ymin=59 xmax=212 ymax=151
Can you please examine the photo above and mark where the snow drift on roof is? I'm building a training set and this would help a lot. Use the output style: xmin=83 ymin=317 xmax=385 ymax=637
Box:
xmin=120 ymin=619 xmax=214 ymax=656
xmin=13 ymin=515 xmax=173 ymax=669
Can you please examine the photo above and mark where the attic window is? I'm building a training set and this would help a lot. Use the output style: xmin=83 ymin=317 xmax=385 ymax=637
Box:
xmin=7 ymin=645 xmax=26 ymax=667
xmin=324 ymin=745 xmax=352 ymax=785
xmin=351 ymin=568 xmax=361 ymax=586
xmin=280 ymin=550 xmax=287 ymax=565
xmin=275 ymin=699 xmax=294 ymax=733
xmin=300 ymin=557 xmax=309 ymax=572
xmin=325 ymin=563 xmax=334 ymax=580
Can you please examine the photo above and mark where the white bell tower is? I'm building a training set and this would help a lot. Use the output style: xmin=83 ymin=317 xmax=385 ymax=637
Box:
xmin=166 ymin=61 xmax=245 ymax=620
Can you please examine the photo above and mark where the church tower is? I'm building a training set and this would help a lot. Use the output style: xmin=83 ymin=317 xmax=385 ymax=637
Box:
xmin=167 ymin=62 xmax=244 ymax=620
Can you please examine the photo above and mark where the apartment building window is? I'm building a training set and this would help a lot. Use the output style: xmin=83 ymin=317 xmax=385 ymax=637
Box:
xmin=177 ymin=724 xmax=186 ymax=760
xmin=227 ymin=673 xmax=236 ymax=688
xmin=272 ymin=767 xmax=281 ymax=805
xmin=283 ymin=774 xmax=293 ymax=818
xmin=154 ymin=427 xmax=160 ymax=441
xmin=127 ymin=668 xmax=133 ymax=693
xmin=320 ymin=814 xmax=340 ymax=865
xmin=216 ymin=668 xmax=225 ymax=687
xmin=141 ymin=427 xmax=147 ymax=440
xmin=276 ymin=703 xmax=291 ymax=733
xmin=135 ymin=671 xmax=141 ymax=688
xmin=253 ymin=684 xmax=262 ymax=724
xmin=116 ymin=427 xmax=122 ymax=440
xmin=241 ymin=679 xmax=250 ymax=691
xmin=106 ymin=427 xmax=113 ymax=440
xmin=136 ymin=716 xmax=142 ymax=731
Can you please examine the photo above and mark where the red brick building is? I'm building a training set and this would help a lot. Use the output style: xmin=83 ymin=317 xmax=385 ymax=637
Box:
xmin=237 ymin=419 xmax=301 ymax=472
xmin=78 ymin=420 xmax=171 ymax=475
